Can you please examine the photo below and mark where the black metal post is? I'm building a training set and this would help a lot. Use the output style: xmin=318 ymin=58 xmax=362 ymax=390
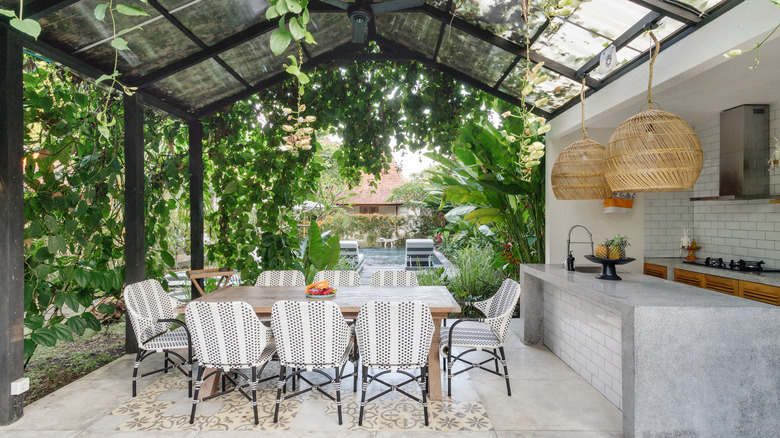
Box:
xmin=0 ymin=28 xmax=25 ymax=425
xmin=124 ymin=94 xmax=145 ymax=354
xmin=188 ymin=121 xmax=204 ymax=299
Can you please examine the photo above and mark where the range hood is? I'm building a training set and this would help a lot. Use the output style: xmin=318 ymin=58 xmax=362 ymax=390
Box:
xmin=691 ymin=104 xmax=777 ymax=201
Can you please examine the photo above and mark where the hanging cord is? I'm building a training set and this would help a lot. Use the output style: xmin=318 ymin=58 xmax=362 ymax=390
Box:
xmin=647 ymin=31 xmax=659 ymax=110
xmin=580 ymin=78 xmax=587 ymax=139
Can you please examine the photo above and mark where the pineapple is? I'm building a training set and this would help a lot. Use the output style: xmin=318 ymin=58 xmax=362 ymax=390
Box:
xmin=594 ymin=242 xmax=609 ymax=258
xmin=607 ymin=235 xmax=630 ymax=259
xmin=608 ymin=245 xmax=622 ymax=259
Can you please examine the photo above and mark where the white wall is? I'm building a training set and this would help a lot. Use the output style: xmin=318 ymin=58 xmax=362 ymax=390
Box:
xmin=545 ymin=128 xmax=645 ymax=272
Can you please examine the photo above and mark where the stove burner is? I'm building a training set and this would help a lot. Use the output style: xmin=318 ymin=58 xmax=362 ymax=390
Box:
xmin=704 ymin=257 xmax=725 ymax=268
xmin=685 ymin=258 xmax=779 ymax=272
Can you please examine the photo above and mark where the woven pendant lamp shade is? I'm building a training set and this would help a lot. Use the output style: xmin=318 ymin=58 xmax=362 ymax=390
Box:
xmin=605 ymin=110 xmax=702 ymax=192
xmin=552 ymin=139 xmax=613 ymax=199
xmin=604 ymin=32 xmax=703 ymax=192
xmin=551 ymin=78 xmax=612 ymax=200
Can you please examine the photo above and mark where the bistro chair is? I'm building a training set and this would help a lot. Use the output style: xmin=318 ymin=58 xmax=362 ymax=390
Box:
xmin=271 ymin=300 xmax=355 ymax=425
xmin=355 ymin=301 xmax=434 ymax=426
xmin=313 ymin=270 xmax=361 ymax=286
xmin=255 ymin=270 xmax=306 ymax=287
xmin=185 ymin=301 xmax=275 ymax=425
xmin=440 ymin=278 xmax=521 ymax=397
xmin=368 ymin=270 xmax=419 ymax=286
xmin=124 ymin=279 xmax=193 ymax=398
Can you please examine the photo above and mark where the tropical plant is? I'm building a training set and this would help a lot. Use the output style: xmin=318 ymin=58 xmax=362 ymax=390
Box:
xmin=298 ymin=221 xmax=341 ymax=284
xmin=447 ymin=244 xmax=503 ymax=310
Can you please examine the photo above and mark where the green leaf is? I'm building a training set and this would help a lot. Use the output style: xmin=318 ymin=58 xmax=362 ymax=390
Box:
xmin=24 ymin=284 xmax=33 ymax=311
xmin=95 ymin=72 xmax=119 ymax=85
xmin=44 ymin=214 xmax=58 ymax=232
xmin=81 ymin=312 xmax=102 ymax=332
xmin=0 ymin=9 xmax=16 ymax=18
xmin=29 ymin=220 xmax=43 ymax=238
xmin=301 ymin=8 xmax=310 ymax=24
xmin=265 ymin=5 xmax=279 ymax=19
xmin=30 ymin=329 xmax=58 ymax=347
xmin=35 ymin=263 xmax=50 ymax=280
xmin=51 ymin=324 xmax=74 ymax=342
xmin=10 ymin=18 xmax=41 ymax=40
xmin=97 ymin=303 xmax=115 ymax=316
xmin=98 ymin=124 xmax=111 ymax=139
xmin=74 ymin=269 xmax=90 ymax=288
xmin=275 ymin=0 xmax=289 ymax=14
xmin=94 ymin=3 xmax=108 ymax=21
xmin=287 ymin=0 xmax=302 ymax=15
xmin=223 ymin=180 xmax=239 ymax=195
xmin=63 ymin=294 xmax=81 ymax=312
xmin=297 ymin=72 xmax=309 ymax=84
xmin=161 ymin=250 xmax=175 ymax=268
xmin=463 ymin=207 xmax=503 ymax=225
xmin=66 ymin=317 xmax=87 ymax=337
xmin=24 ymin=314 xmax=45 ymax=330
xmin=304 ymin=31 xmax=316 ymax=44
xmin=110 ymin=37 xmax=130 ymax=51
xmin=65 ymin=219 xmax=79 ymax=234
xmin=47 ymin=235 xmax=66 ymax=255
xmin=24 ymin=339 xmax=37 ymax=360
xmin=270 ymin=30 xmax=292 ymax=55
xmin=116 ymin=4 xmax=149 ymax=16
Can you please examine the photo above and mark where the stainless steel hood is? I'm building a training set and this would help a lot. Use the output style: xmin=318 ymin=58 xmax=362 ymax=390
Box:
xmin=691 ymin=104 xmax=777 ymax=201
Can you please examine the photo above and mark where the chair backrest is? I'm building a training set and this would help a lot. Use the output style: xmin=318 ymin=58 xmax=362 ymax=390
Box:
xmin=271 ymin=300 xmax=350 ymax=368
xmin=255 ymin=270 xmax=306 ymax=287
xmin=339 ymin=240 xmax=360 ymax=257
xmin=369 ymin=270 xmax=419 ymax=287
xmin=313 ymin=270 xmax=361 ymax=286
xmin=355 ymin=301 xmax=434 ymax=369
xmin=124 ymin=279 xmax=175 ymax=344
xmin=406 ymin=239 xmax=434 ymax=267
xmin=484 ymin=278 xmax=521 ymax=342
xmin=186 ymin=301 xmax=271 ymax=369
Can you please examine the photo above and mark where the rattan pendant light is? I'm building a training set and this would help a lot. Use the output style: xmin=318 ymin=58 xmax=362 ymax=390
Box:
xmin=605 ymin=32 xmax=703 ymax=192
xmin=551 ymin=79 xmax=612 ymax=200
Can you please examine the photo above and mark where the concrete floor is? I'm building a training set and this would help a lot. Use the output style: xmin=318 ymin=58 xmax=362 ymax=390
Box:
xmin=0 ymin=320 xmax=622 ymax=437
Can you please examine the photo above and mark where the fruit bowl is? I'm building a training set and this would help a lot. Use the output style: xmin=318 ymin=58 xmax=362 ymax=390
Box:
xmin=305 ymin=287 xmax=337 ymax=298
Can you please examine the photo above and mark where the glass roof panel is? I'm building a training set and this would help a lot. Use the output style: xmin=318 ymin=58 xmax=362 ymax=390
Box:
xmin=426 ymin=0 xmax=450 ymax=10
xmin=36 ymin=0 xmax=163 ymax=52
xmin=534 ymin=18 xmax=611 ymax=70
xmin=305 ymin=13 xmax=353 ymax=57
xmin=567 ymin=0 xmax=651 ymax=40
xmin=627 ymin=17 xmax=685 ymax=52
xmin=450 ymin=1 xmax=547 ymax=46
xmin=76 ymin=17 xmax=200 ymax=78
xmin=148 ymin=58 xmax=242 ymax=110
xmin=673 ymin=0 xmax=729 ymax=13
xmin=437 ymin=25 xmax=516 ymax=85
xmin=376 ymin=12 xmax=440 ymax=58
xmin=587 ymin=45 xmax=641 ymax=80
xmin=161 ymin=0 xmax=270 ymax=46
xmin=499 ymin=60 xmax=583 ymax=112
xmin=220 ymin=32 xmax=298 ymax=85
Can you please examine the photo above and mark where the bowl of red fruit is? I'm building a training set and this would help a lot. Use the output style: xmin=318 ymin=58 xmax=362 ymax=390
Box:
xmin=305 ymin=281 xmax=337 ymax=298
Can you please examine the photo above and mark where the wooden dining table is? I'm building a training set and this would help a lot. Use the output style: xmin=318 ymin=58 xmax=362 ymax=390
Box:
xmin=175 ymin=284 xmax=461 ymax=401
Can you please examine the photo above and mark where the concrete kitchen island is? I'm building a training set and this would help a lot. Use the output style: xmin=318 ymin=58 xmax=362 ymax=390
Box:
xmin=520 ymin=264 xmax=780 ymax=438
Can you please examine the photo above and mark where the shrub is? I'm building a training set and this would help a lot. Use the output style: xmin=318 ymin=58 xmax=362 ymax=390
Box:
xmin=448 ymin=244 xmax=503 ymax=305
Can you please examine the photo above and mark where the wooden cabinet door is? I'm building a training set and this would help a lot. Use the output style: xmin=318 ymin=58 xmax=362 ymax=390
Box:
xmin=738 ymin=281 xmax=780 ymax=306
xmin=704 ymin=274 xmax=738 ymax=295
xmin=644 ymin=263 xmax=668 ymax=279
xmin=674 ymin=269 xmax=704 ymax=288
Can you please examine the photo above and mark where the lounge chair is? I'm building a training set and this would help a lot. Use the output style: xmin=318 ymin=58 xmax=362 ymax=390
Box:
xmin=405 ymin=239 xmax=434 ymax=269
xmin=339 ymin=240 xmax=364 ymax=273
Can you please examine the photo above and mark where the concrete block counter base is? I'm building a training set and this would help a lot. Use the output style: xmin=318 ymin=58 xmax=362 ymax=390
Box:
xmin=520 ymin=264 xmax=780 ymax=438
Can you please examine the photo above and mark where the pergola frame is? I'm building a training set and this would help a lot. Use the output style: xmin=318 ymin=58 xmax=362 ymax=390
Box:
xmin=0 ymin=0 xmax=743 ymax=424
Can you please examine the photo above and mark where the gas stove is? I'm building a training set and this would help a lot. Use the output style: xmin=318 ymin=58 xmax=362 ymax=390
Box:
xmin=683 ymin=257 xmax=780 ymax=273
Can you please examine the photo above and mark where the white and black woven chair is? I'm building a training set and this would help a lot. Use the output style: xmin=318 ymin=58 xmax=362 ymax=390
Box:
xmin=185 ymin=301 xmax=275 ymax=425
xmin=124 ymin=279 xmax=193 ymax=398
xmin=368 ymin=270 xmax=419 ymax=287
xmin=255 ymin=270 xmax=306 ymax=287
xmin=312 ymin=270 xmax=361 ymax=286
xmin=271 ymin=300 xmax=355 ymax=425
xmin=440 ymin=278 xmax=521 ymax=397
xmin=355 ymin=301 xmax=434 ymax=426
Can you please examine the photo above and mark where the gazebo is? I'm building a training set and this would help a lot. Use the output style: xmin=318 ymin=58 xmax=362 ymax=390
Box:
xmin=0 ymin=0 xmax=745 ymax=425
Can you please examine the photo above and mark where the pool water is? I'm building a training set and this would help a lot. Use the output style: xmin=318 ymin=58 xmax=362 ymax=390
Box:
xmin=359 ymin=247 xmax=439 ymax=266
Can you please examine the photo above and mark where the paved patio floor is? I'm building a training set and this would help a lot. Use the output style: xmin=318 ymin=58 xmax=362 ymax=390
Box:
xmin=0 ymin=320 xmax=622 ymax=437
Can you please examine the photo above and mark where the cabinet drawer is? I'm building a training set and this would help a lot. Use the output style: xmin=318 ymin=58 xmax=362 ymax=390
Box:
xmin=674 ymin=269 xmax=704 ymax=287
xmin=644 ymin=263 xmax=668 ymax=279
xmin=704 ymin=274 xmax=738 ymax=295
xmin=739 ymin=281 xmax=780 ymax=306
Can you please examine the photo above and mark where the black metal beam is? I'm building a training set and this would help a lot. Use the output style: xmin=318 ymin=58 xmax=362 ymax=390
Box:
xmin=528 ymin=18 xmax=550 ymax=47
xmin=146 ymin=0 xmax=250 ymax=88
xmin=188 ymin=121 xmax=204 ymax=299
xmin=133 ymin=20 xmax=277 ymax=88
xmin=0 ymin=27 xmax=25 ymax=426
xmin=494 ymin=55 xmax=521 ymax=90
xmin=431 ymin=0 xmax=453 ymax=61
xmin=575 ymin=11 xmax=662 ymax=79
xmin=418 ymin=4 xmax=600 ymax=89
xmin=627 ymin=0 xmax=702 ymax=24
xmin=123 ymin=93 xmax=145 ymax=354
xmin=24 ymin=0 xmax=79 ymax=19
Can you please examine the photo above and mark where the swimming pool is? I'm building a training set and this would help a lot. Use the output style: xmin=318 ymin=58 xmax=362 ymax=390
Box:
xmin=359 ymin=247 xmax=440 ymax=266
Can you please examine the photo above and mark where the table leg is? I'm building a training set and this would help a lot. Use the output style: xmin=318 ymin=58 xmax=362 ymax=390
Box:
xmin=197 ymin=367 xmax=221 ymax=399
xmin=428 ymin=318 xmax=444 ymax=401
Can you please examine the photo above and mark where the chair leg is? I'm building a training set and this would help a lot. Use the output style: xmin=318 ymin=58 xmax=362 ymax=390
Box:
xmin=352 ymin=346 xmax=359 ymax=393
xmin=358 ymin=365 xmax=368 ymax=426
xmin=499 ymin=347 xmax=511 ymax=396
xmin=187 ymin=347 xmax=193 ymax=398
xmin=190 ymin=365 xmax=205 ymax=424
xmin=274 ymin=366 xmax=286 ymax=423
xmin=335 ymin=366 xmax=343 ymax=425
xmin=494 ymin=348 xmax=500 ymax=373
xmin=251 ymin=366 xmax=259 ymax=425
xmin=447 ymin=355 xmax=453 ymax=397
xmin=132 ymin=350 xmax=143 ymax=397
xmin=164 ymin=351 xmax=169 ymax=373
xmin=421 ymin=366 xmax=429 ymax=426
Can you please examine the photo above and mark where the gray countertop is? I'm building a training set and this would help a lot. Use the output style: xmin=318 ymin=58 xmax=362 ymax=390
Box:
xmin=520 ymin=264 xmax=775 ymax=313
xmin=645 ymin=257 xmax=780 ymax=288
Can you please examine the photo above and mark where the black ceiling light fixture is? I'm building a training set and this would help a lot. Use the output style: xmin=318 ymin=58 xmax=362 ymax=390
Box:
xmin=320 ymin=0 xmax=425 ymax=44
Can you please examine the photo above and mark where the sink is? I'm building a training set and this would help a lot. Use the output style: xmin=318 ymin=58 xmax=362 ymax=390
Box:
xmin=574 ymin=266 xmax=601 ymax=273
